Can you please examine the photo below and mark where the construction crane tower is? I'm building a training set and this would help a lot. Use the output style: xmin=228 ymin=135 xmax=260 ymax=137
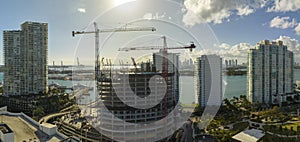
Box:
xmin=72 ymin=22 xmax=156 ymax=82
xmin=119 ymin=36 xmax=196 ymax=141
xmin=119 ymin=36 xmax=196 ymax=136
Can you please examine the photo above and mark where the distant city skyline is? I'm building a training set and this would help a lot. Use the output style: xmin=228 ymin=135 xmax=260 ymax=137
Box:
xmin=1 ymin=0 xmax=300 ymax=65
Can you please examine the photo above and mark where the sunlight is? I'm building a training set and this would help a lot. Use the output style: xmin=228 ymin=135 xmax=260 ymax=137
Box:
xmin=113 ymin=0 xmax=136 ymax=7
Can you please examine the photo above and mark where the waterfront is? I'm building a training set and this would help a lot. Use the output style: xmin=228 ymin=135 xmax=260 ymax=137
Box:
xmin=1 ymin=69 xmax=300 ymax=104
xmin=178 ymin=69 xmax=300 ymax=104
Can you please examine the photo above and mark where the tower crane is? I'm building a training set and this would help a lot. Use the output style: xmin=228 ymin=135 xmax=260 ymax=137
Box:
xmin=72 ymin=22 xmax=156 ymax=82
xmin=118 ymin=36 xmax=196 ymax=116
xmin=119 ymin=36 xmax=195 ymax=140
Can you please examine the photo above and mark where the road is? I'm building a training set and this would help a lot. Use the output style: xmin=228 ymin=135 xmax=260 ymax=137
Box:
xmin=39 ymin=111 xmax=74 ymax=124
xmin=266 ymin=131 xmax=300 ymax=138
xmin=70 ymin=88 xmax=90 ymax=99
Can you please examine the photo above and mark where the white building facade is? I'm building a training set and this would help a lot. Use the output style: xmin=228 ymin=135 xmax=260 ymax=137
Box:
xmin=247 ymin=40 xmax=294 ymax=104
xmin=195 ymin=55 xmax=223 ymax=107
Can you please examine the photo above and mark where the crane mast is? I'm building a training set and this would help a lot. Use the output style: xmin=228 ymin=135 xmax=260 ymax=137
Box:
xmin=94 ymin=23 xmax=100 ymax=83
xmin=72 ymin=22 xmax=156 ymax=82
xmin=161 ymin=36 xmax=169 ymax=119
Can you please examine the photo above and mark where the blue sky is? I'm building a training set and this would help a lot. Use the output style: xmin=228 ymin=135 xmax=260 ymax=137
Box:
xmin=1 ymin=0 xmax=300 ymax=65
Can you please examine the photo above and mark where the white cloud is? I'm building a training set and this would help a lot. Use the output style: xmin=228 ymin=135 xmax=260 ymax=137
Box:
xmin=237 ymin=6 xmax=254 ymax=16
xmin=181 ymin=0 xmax=300 ymax=26
xmin=191 ymin=36 xmax=300 ymax=63
xmin=267 ymin=0 xmax=300 ymax=12
xmin=219 ymin=43 xmax=253 ymax=57
xmin=143 ymin=12 xmax=166 ymax=20
xmin=192 ymin=37 xmax=300 ymax=63
xmin=182 ymin=0 xmax=266 ymax=25
xmin=259 ymin=0 xmax=271 ymax=8
xmin=295 ymin=24 xmax=300 ymax=35
xmin=219 ymin=43 xmax=231 ymax=50
xmin=191 ymin=43 xmax=253 ymax=63
xmin=221 ymin=37 xmax=300 ymax=54
xmin=143 ymin=13 xmax=153 ymax=20
xmin=270 ymin=16 xmax=297 ymax=29
xmin=77 ymin=8 xmax=86 ymax=13
xmin=276 ymin=36 xmax=300 ymax=52
xmin=276 ymin=36 xmax=300 ymax=62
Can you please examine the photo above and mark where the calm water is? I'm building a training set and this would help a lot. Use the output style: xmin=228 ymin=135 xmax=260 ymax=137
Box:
xmin=175 ymin=69 xmax=300 ymax=103
xmin=1 ymin=69 xmax=300 ymax=104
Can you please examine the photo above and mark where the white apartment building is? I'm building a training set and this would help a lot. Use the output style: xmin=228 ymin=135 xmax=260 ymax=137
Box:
xmin=247 ymin=40 xmax=294 ymax=104
xmin=195 ymin=55 xmax=223 ymax=107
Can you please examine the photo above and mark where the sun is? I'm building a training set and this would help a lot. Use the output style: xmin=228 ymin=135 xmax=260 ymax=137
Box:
xmin=113 ymin=0 xmax=136 ymax=7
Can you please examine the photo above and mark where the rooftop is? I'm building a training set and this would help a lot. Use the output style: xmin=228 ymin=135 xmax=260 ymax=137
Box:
xmin=259 ymin=40 xmax=284 ymax=46
xmin=0 ymin=115 xmax=63 ymax=142
xmin=232 ymin=129 xmax=265 ymax=142
xmin=0 ymin=123 xmax=13 ymax=134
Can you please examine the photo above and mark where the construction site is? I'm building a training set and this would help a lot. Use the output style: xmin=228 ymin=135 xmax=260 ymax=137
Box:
xmin=96 ymin=52 xmax=179 ymax=141
xmin=51 ymin=23 xmax=196 ymax=142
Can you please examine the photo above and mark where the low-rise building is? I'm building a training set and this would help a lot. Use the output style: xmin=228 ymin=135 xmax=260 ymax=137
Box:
xmin=232 ymin=129 xmax=265 ymax=142
xmin=0 ymin=106 xmax=79 ymax=142
xmin=0 ymin=124 xmax=14 ymax=142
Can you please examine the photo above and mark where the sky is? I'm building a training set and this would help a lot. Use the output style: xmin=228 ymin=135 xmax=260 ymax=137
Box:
xmin=1 ymin=0 xmax=300 ymax=65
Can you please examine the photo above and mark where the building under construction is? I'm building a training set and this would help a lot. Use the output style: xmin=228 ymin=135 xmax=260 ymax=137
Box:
xmin=71 ymin=26 xmax=195 ymax=140
xmin=95 ymin=52 xmax=179 ymax=142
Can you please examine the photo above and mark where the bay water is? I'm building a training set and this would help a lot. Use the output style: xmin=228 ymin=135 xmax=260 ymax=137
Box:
xmin=1 ymin=69 xmax=300 ymax=104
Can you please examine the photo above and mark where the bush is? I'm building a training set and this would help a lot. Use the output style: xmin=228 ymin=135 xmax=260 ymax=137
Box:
xmin=233 ymin=122 xmax=249 ymax=132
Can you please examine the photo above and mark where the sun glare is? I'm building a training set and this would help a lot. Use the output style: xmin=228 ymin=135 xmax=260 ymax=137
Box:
xmin=113 ymin=0 xmax=136 ymax=7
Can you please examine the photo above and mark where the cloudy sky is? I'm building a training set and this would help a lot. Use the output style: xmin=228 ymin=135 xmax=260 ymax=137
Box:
xmin=1 ymin=0 xmax=300 ymax=64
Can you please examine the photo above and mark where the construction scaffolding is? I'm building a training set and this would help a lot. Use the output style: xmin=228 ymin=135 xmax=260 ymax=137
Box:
xmin=95 ymin=57 xmax=178 ymax=141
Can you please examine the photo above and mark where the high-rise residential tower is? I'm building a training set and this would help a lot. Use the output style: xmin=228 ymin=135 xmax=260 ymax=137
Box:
xmin=195 ymin=55 xmax=223 ymax=107
xmin=3 ymin=21 xmax=48 ymax=95
xmin=247 ymin=40 xmax=294 ymax=104
xmin=3 ymin=30 xmax=22 ymax=95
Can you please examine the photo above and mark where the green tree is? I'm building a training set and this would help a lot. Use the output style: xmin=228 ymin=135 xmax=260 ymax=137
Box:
xmin=278 ymin=112 xmax=285 ymax=122
xmin=32 ymin=106 xmax=45 ymax=121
